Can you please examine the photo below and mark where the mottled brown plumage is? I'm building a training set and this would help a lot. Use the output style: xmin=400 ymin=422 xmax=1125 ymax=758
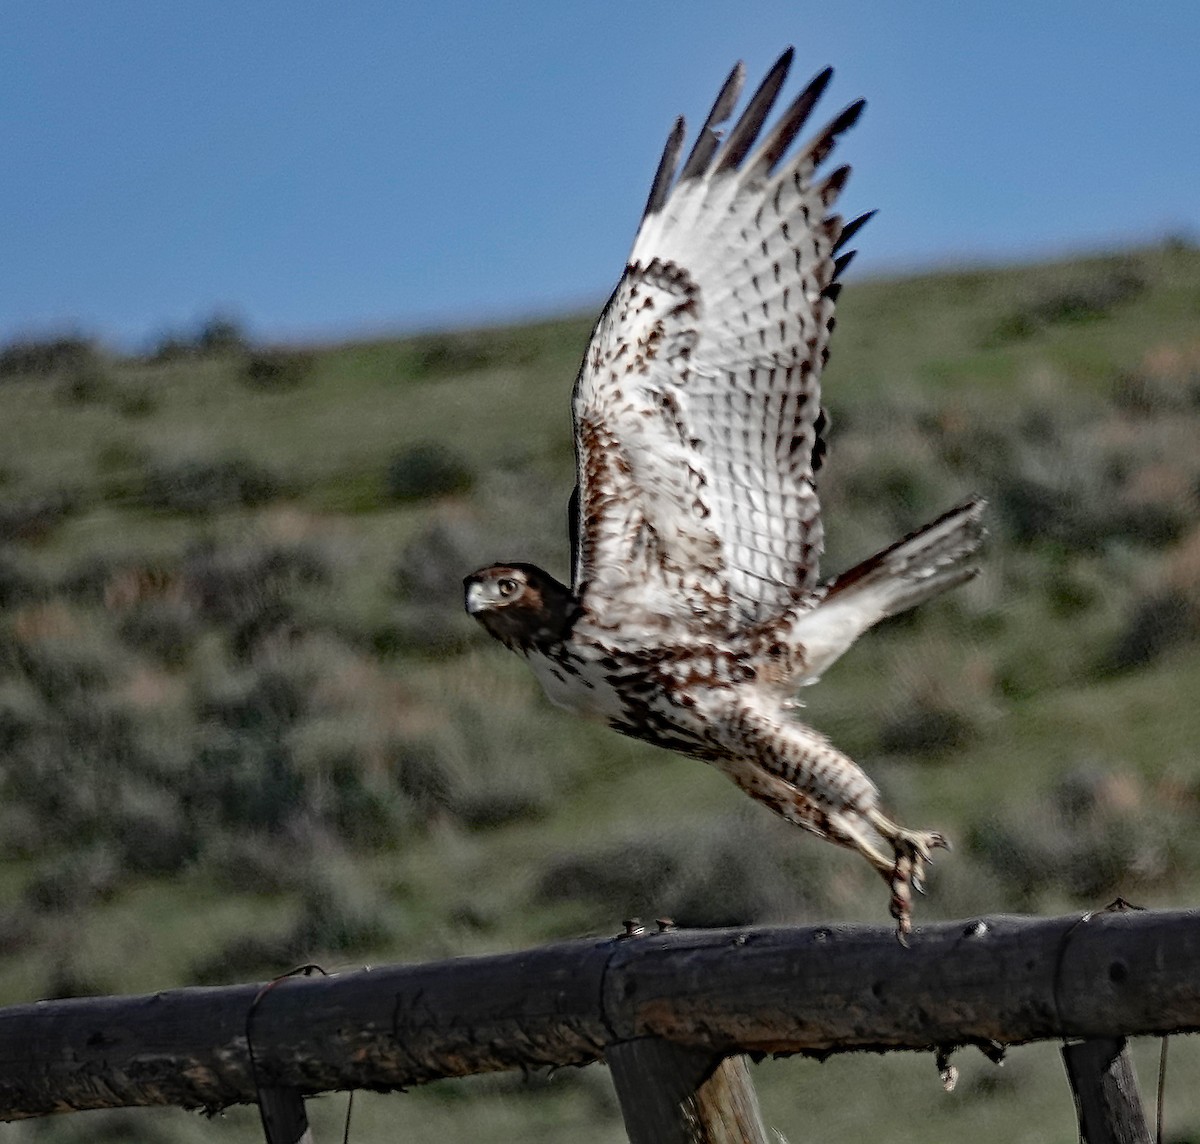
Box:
xmin=465 ymin=50 xmax=986 ymax=938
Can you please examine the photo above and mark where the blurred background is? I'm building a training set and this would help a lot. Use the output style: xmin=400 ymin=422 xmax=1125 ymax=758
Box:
xmin=3 ymin=2 xmax=1200 ymax=1141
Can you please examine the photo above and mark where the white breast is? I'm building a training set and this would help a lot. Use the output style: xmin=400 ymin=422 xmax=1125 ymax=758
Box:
xmin=525 ymin=647 xmax=626 ymax=723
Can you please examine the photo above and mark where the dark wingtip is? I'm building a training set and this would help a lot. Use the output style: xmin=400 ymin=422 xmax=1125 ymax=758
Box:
xmin=678 ymin=59 xmax=746 ymax=183
xmin=833 ymin=209 xmax=876 ymax=253
xmin=743 ymin=62 xmax=837 ymax=181
xmin=831 ymin=98 xmax=867 ymax=135
xmin=714 ymin=48 xmax=795 ymax=174
xmin=641 ymin=115 xmax=687 ymax=220
xmin=833 ymin=248 xmax=857 ymax=277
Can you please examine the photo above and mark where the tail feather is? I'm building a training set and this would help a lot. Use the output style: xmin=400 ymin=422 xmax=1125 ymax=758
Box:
xmin=788 ymin=498 xmax=986 ymax=686
xmin=824 ymin=497 xmax=987 ymax=619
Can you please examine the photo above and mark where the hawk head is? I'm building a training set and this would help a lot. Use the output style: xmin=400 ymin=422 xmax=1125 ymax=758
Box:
xmin=464 ymin=563 xmax=577 ymax=653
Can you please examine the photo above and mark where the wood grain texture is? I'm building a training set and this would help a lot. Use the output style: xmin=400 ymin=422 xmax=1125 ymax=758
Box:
xmin=3 ymin=910 xmax=1200 ymax=1121
xmin=1062 ymin=1038 xmax=1151 ymax=1144
xmin=256 ymin=1086 xmax=314 ymax=1144
xmin=607 ymin=1041 xmax=768 ymax=1144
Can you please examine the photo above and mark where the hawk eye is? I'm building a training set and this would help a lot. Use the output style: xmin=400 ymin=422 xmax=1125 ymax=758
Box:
xmin=497 ymin=577 xmax=520 ymax=599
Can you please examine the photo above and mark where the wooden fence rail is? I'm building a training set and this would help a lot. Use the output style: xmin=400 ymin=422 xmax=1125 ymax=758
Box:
xmin=2 ymin=908 xmax=1198 ymax=1141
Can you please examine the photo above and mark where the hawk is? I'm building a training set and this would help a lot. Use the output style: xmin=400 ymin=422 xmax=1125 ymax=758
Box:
xmin=464 ymin=49 xmax=985 ymax=938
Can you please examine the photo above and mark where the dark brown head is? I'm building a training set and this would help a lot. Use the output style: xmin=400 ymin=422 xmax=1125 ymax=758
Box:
xmin=463 ymin=563 xmax=577 ymax=653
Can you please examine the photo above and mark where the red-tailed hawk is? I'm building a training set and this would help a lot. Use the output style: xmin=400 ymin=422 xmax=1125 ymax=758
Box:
xmin=465 ymin=50 xmax=985 ymax=938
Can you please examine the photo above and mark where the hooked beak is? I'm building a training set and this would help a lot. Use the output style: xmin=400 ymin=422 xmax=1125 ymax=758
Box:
xmin=465 ymin=580 xmax=488 ymax=615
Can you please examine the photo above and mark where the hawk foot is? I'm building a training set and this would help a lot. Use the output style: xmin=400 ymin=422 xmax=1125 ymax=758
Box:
xmin=867 ymin=811 xmax=950 ymax=944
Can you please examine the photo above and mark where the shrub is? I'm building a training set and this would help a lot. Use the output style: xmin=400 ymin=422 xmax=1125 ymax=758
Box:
xmin=0 ymin=906 xmax=36 ymax=957
xmin=654 ymin=817 xmax=826 ymax=928
xmin=112 ymin=783 xmax=196 ymax=874
xmin=243 ymin=348 xmax=313 ymax=391
xmin=385 ymin=442 xmax=474 ymax=502
xmin=139 ymin=457 xmax=280 ymax=514
xmin=0 ymin=334 xmax=97 ymax=379
xmin=451 ymin=788 xmax=545 ymax=831
xmin=390 ymin=740 xmax=457 ymax=825
xmin=0 ymin=690 xmax=178 ymax=863
xmin=535 ymin=837 xmax=679 ymax=915
xmin=57 ymin=553 xmax=171 ymax=606
xmin=878 ymin=700 xmax=976 ymax=756
xmin=196 ymin=667 xmax=310 ymax=736
xmin=43 ymin=962 xmax=110 ymax=1002
xmin=197 ymin=831 xmax=309 ymax=894
xmin=0 ymin=682 xmax=43 ymax=758
xmin=196 ymin=314 xmax=249 ymax=355
xmin=533 ymin=813 xmax=829 ymax=928
xmin=966 ymin=773 xmax=1169 ymax=913
xmin=183 ymin=540 xmax=330 ymax=626
xmin=0 ymin=489 xmax=78 ymax=542
xmin=148 ymin=314 xmax=250 ymax=362
xmin=115 ymin=386 xmax=159 ymax=418
xmin=146 ymin=332 xmax=195 ymax=363
xmin=117 ymin=600 xmax=201 ymax=666
xmin=15 ymin=640 xmax=107 ymax=705
xmin=227 ymin=597 xmax=302 ymax=661
xmin=289 ymin=859 xmax=391 ymax=955
xmin=387 ymin=515 xmax=486 ymax=655
xmin=57 ymin=356 xmax=112 ymax=404
xmin=185 ymin=733 xmax=306 ymax=832
xmin=986 ymin=263 xmax=1145 ymax=344
xmin=404 ymin=330 xmax=534 ymax=379
xmin=22 ymin=845 xmax=121 ymax=912
xmin=0 ymin=551 xmax=43 ymax=608
xmin=191 ymin=932 xmax=297 ymax=985
xmin=1114 ymin=370 xmax=1196 ymax=416
xmin=316 ymin=747 xmax=408 ymax=847
xmin=1100 ymin=591 xmax=1194 ymax=674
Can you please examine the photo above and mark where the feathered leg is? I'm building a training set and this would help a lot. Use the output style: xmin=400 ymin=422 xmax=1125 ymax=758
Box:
xmin=707 ymin=693 xmax=948 ymax=940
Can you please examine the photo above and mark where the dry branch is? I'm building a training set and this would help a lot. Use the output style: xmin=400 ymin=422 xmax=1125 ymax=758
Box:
xmin=3 ymin=909 xmax=1200 ymax=1121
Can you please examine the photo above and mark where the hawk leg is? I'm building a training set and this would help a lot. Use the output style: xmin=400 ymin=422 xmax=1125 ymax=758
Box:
xmin=709 ymin=696 xmax=950 ymax=940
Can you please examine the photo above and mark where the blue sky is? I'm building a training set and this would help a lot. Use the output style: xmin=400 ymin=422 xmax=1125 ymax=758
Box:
xmin=3 ymin=2 xmax=1197 ymax=349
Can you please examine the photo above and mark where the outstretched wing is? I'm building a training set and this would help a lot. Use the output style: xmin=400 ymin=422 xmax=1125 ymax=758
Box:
xmin=571 ymin=49 xmax=870 ymax=633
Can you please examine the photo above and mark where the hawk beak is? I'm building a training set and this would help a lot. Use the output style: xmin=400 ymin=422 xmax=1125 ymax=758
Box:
xmin=465 ymin=581 xmax=488 ymax=614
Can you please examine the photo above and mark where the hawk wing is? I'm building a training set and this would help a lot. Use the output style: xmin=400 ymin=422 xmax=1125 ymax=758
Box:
xmin=571 ymin=49 xmax=870 ymax=633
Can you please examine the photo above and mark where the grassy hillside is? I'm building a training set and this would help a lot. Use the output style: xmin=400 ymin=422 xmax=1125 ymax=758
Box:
xmin=3 ymin=240 xmax=1200 ymax=1142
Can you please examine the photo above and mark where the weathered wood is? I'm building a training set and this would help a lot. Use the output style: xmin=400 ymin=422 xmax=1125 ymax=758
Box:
xmin=3 ymin=909 xmax=1200 ymax=1120
xmin=256 ymin=1086 xmax=314 ymax=1144
xmin=607 ymin=1041 xmax=767 ymax=1144
xmin=0 ymin=935 xmax=616 ymax=1119
xmin=1062 ymin=1038 xmax=1151 ymax=1144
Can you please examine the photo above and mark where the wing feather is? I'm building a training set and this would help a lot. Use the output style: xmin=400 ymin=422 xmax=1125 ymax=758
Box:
xmin=677 ymin=62 xmax=745 ymax=183
xmin=641 ymin=116 xmax=686 ymax=221
xmin=713 ymin=48 xmax=794 ymax=174
xmin=573 ymin=52 xmax=868 ymax=632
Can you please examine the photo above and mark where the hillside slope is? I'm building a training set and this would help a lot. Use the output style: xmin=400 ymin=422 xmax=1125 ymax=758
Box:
xmin=3 ymin=241 xmax=1200 ymax=1142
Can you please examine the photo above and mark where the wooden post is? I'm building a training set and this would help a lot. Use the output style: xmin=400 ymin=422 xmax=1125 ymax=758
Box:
xmin=606 ymin=1040 xmax=767 ymax=1144
xmin=256 ymin=1086 xmax=314 ymax=1144
xmin=1061 ymin=1037 xmax=1151 ymax=1144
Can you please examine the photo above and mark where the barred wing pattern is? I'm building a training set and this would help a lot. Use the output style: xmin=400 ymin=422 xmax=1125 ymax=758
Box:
xmin=572 ymin=50 xmax=870 ymax=633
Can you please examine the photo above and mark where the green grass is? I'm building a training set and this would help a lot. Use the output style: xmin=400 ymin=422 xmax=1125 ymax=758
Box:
xmin=2 ymin=240 xmax=1200 ymax=1141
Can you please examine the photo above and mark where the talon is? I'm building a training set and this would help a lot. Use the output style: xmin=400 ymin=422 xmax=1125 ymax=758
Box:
xmin=863 ymin=810 xmax=952 ymax=934
xmin=890 ymin=856 xmax=915 ymax=943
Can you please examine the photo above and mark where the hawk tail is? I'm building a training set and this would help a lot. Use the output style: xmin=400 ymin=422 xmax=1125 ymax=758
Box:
xmin=824 ymin=497 xmax=987 ymax=619
xmin=787 ymin=498 xmax=985 ymax=687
